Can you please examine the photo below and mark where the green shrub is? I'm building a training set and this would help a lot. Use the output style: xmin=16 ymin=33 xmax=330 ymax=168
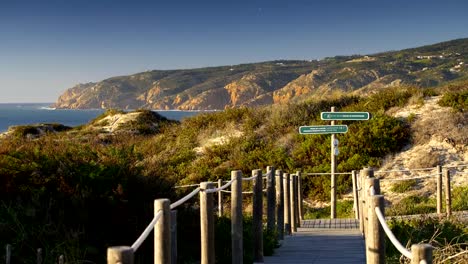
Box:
xmin=387 ymin=195 xmax=436 ymax=216
xmin=390 ymin=179 xmax=418 ymax=193
xmin=386 ymin=217 xmax=468 ymax=263
xmin=304 ymin=200 xmax=355 ymax=219
xmin=452 ymin=185 xmax=468 ymax=211
xmin=438 ymin=90 xmax=468 ymax=111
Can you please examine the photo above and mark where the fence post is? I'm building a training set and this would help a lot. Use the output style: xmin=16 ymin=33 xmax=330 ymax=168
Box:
xmin=171 ymin=210 xmax=178 ymax=264
xmin=200 ymin=182 xmax=215 ymax=264
xmin=358 ymin=171 xmax=365 ymax=236
xmin=275 ymin=170 xmax=284 ymax=240
xmin=361 ymin=167 xmax=375 ymax=238
xmin=444 ymin=169 xmax=452 ymax=217
xmin=252 ymin=169 xmax=264 ymax=263
xmin=352 ymin=170 xmax=360 ymax=220
xmin=266 ymin=166 xmax=276 ymax=233
xmin=293 ymin=174 xmax=300 ymax=228
xmin=290 ymin=174 xmax=297 ymax=233
xmin=218 ymin=179 xmax=223 ymax=217
xmin=6 ymin=244 xmax=11 ymax=264
xmin=154 ymin=199 xmax=171 ymax=264
xmin=107 ymin=246 xmax=134 ymax=264
xmin=283 ymin=173 xmax=291 ymax=235
xmin=411 ymin=244 xmax=433 ymax=264
xmin=37 ymin=248 xmax=42 ymax=264
xmin=367 ymin=195 xmax=385 ymax=264
xmin=436 ymin=165 xmax=443 ymax=214
xmin=231 ymin=170 xmax=243 ymax=264
xmin=296 ymin=171 xmax=304 ymax=222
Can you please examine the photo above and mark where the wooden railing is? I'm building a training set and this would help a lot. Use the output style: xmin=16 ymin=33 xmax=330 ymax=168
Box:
xmin=357 ymin=165 xmax=468 ymax=264
xmin=107 ymin=166 xmax=306 ymax=264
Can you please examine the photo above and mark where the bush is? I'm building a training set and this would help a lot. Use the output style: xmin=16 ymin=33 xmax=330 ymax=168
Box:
xmin=390 ymin=179 xmax=418 ymax=193
xmin=386 ymin=217 xmax=468 ymax=263
xmin=452 ymin=185 xmax=468 ymax=211
xmin=438 ymin=90 xmax=468 ymax=111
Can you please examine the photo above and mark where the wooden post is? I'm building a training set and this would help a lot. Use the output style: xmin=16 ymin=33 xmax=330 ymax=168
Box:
xmin=358 ymin=171 xmax=365 ymax=236
xmin=293 ymin=175 xmax=300 ymax=228
xmin=290 ymin=175 xmax=297 ymax=233
xmin=252 ymin=169 xmax=264 ymax=263
xmin=283 ymin=173 xmax=291 ymax=235
xmin=266 ymin=166 xmax=276 ymax=233
xmin=331 ymin=106 xmax=337 ymax=219
xmin=275 ymin=170 xmax=284 ymax=240
xmin=6 ymin=244 xmax=11 ymax=264
xmin=411 ymin=244 xmax=433 ymax=264
xmin=444 ymin=169 xmax=452 ymax=217
xmin=352 ymin=170 xmax=360 ymax=220
xmin=296 ymin=171 xmax=304 ymax=222
xmin=171 ymin=210 xmax=178 ymax=264
xmin=436 ymin=165 xmax=443 ymax=214
xmin=107 ymin=246 xmax=134 ymax=264
xmin=361 ymin=167 xmax=375 ymax=238
xmin=37 ymin=248 xmax=42 ymax=264
xmin=200 ymin=182 xmax=215 ymax=264
xmin=154 ymin=199 xmax=171 ymax=264
xmin=231 ymin=170 xmax=243 ymax=264
xmin=218 ymin=179 xmax=223 ymax=217
xmin=367 ymin=195 xmax=385 ymax=264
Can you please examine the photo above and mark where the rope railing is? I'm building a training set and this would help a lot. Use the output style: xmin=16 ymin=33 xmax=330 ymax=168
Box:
xmin=204 ymin=179 xmax=234 ymax=193
xmin=174 ymin=183 xmax=200 ymax=188
xmin=242 ymin=175 xmax=257 ymax=181
xmin=379 ymin=173 xmax=439 ymax=181
xmin=131 ymin=210 xmax=163 ymax=252
xmin=375 ymin=167 xmax=435 ymax=173
xmin=305 ymin=172 xmax=352 ymax=175
xmin=170 ymin=187 xmax=201 ymax=210
xmin=374 ymin=206 xmax=412 ymax=259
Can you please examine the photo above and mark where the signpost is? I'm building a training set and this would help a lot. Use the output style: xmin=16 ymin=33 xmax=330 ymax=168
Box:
xmin=321 ymin=112 xmax=370 ymax=120
xmin=299 ymin=108 xmax=370 ymax=219
xmin=299 ymin=125 xmax=348 ymax=134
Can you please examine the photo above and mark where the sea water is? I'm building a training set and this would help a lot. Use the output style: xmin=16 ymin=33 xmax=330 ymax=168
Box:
xmin=0 ymin=103 xmax=208 ymax=132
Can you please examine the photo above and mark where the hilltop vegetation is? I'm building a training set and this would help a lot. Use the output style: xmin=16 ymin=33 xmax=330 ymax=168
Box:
xmin=1 ymin=80 xmax=467 ymax=262
xmin=54 ymin=38 xmax=468 ymax=110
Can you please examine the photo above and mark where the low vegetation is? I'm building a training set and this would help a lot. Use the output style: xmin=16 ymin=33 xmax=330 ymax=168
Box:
xmin=387 ymin=217 xmax=468 ymax=263
xmin=0 ymin=84 xmax=466 ymax=262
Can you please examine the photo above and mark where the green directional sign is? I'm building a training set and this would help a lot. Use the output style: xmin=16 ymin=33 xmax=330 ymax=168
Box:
xmin=321 ymin=112 xmax=370 ymax=120
xmin=299 ymin=125 xmax=348 ymax=134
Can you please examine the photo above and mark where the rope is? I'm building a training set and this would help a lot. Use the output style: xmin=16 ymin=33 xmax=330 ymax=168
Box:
xmin=379 ymin=174 xmax=438 ymax=181
xmin=170 ymin=187 xmax=201 ymax=209
xmin=375 ymin=167 xmax=435 ymax=173
xmin=242 ymin=175 xmax=257 ymax=181
xmin=131 ymin=210 xmax=163 ymax=252
xmin=370 ymin=186 xmax=376 ymax=196
xmin=444 ymin=164 xmax=468 ymax=169
xmin=306 ymin=172 xmax=352 ymax=175
xmin=174 ymin=183 xmax=200 ymax=188
xmin=374 ymin=207 xmax=412 ymax=259
xmin=204 ymin=179 xmax=234 ymax=193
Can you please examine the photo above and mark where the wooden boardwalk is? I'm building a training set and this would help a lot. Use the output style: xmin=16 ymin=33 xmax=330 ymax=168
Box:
xmin=263 ymin=219 xmax=365 ymax=264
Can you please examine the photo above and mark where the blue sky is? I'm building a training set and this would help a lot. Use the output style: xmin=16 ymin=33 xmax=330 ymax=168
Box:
xmin=1 ymin=0 xmax=467 ymax=103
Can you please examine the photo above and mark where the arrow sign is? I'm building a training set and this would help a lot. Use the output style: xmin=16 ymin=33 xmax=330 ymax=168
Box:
xmin=321 ymin=112 xmax=370 ymax=120
xmin=299 ymin=125 xmax=348 ymax=134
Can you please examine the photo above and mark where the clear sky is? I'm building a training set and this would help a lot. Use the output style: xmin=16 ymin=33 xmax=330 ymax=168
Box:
xmin=1 ymin=0 xmax=467 ymax=103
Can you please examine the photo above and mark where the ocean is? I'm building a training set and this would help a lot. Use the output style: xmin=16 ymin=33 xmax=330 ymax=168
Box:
xmin=0 ymin=103 xmax=208 ymax=133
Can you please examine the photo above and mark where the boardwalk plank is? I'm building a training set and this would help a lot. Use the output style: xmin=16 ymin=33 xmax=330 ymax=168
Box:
xmin=264 ymin=220 xmax=365 ymax=264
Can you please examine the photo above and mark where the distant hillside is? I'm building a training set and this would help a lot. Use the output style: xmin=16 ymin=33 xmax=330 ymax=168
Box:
xmin=54 ymin=38 xmax=468 ymax=110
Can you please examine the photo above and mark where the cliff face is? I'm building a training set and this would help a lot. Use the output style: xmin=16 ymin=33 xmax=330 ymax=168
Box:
xmin=54 ymin=38 xmax=468 ymax=110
